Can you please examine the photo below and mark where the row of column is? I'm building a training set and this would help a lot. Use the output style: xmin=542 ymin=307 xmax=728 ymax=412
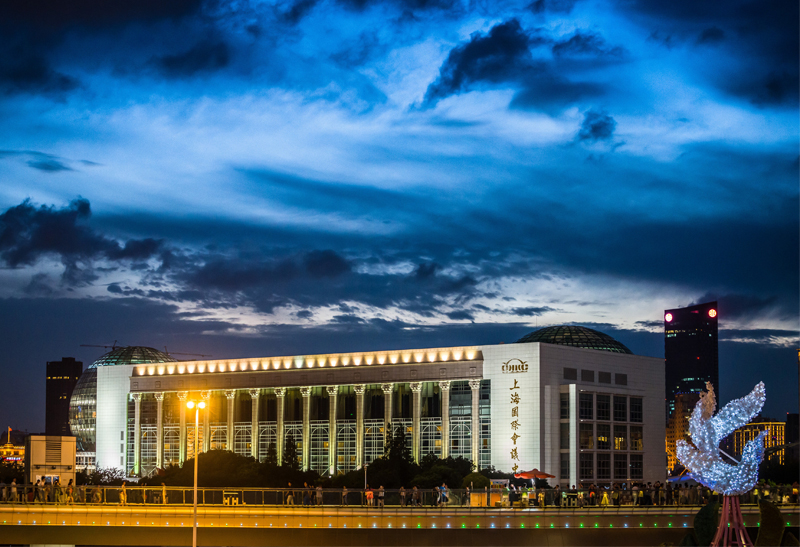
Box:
xmin=131 ymin=380 xmax=482 ymax=475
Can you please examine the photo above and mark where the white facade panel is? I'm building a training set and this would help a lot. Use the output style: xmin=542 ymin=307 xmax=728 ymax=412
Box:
xmin=95 ymin=365 xmax=135 ymax=471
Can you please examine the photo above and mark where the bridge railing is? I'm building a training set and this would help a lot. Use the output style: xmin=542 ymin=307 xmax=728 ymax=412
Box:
xmin=1 ymin=485 xmax=796 ymax=509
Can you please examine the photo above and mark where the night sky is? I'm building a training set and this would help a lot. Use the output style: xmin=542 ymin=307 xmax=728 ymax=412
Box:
xmin=0 ymin=0 xmax=797 ymax=434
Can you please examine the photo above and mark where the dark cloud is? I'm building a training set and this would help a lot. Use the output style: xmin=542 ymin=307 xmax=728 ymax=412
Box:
xmin=552 ymin=31 xmax=624 ymax=58
xmin=154 ymin=40 xmax=230 ymax=77
xmin=623 ymin=0 xmax=798 ymax=106
xmin=282 ymin=0 xmax=319 ymax=24
xmin=295 ymin=309 xmax=313 ymax=319
xmin=528 ymin=0 xmax=579 ymax=13
xmin=696 ymin=26 xmax=725 ymax=45
xmin=446 ymin=309 xmax=474 ymax=321
xmin=690 ymin=293 xmax=788 ymax=321
xmin=0 ymin=198 xmax=164 ymax=283
xmin=422 ymin=19 xmax=606 ymax=111
xmin=0 ymin=54 xmax=79 ymax=95
xmin=26 ymin=158 xmax=72 ymax=172
xmin=422 ymin=19 xmax=535 ymax=106
xmin=414 ymin=262 xmax=440 ymax=280
xmin=511 ymin=306 xmax=555 ymax=316
xmin=0 ymin=0 xmax=205 ymax=31
xmin=304 ymin=250 xmax=351 ymax=278
xmin=578 ymin=109 xmax=616 ymax=141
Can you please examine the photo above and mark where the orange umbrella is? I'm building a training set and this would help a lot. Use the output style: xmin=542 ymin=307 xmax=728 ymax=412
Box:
xmin=514 ymin=468 xmax=555 ymax=480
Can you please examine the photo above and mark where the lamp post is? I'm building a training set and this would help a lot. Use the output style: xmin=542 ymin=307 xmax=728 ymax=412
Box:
xmin=186 ymin=400 xmax=206 ymax=547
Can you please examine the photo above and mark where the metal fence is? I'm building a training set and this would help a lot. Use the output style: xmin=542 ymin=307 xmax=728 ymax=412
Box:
xmin=1 ymin=485 xmax=796 ymax=509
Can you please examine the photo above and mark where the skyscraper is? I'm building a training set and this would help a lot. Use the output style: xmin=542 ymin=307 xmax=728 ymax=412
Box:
xmin=664 ymin=301 xmax=718 ymax=421
xmin=46 ymin=357 xmax=83 ymax=436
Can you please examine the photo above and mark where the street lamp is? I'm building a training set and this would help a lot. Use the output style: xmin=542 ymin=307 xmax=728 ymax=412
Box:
xmin=186 ymin=400 xmax=206 ymax=547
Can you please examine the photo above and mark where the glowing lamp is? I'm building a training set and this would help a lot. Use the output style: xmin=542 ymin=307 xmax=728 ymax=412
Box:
xmin=708 ymin=309 xmax=717 ymax=318
xmin=665 ymin=313 xmax=673 ymax=322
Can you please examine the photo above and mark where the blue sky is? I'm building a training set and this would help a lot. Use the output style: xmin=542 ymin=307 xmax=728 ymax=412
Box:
xmin=0 ymin=0 xmax=797 ymax=432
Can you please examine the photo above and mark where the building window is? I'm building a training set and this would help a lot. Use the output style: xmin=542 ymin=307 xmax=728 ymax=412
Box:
xmin=615 ymin=374 xmax=627 ymax=386
xmin=598 ymin=371 xmax=611 ymax=384
xmin=560 ymin=452 xmax=570 ymax=479
xmin=614 ymin=425 xmax=627 ymax=450
xmin=614 ymin=396 xmax=627 ymax=422
xmin=614 ymin=454 xmax=627 ymax=479
xmin=564 ymin=368 xmax=578 ymax=381
xmin=560 ymin=392 xmax=570 ymax=419
xmin=630 ymin=397 xmax=643 ymax=422
xmin=579 ymin=423 xmax=594 ymax=449
xmin=560 ymin=422 xmax=570 ymax=450
xmin=596 ymin=423 xmax=610 ymax=450
xmin=630 ymin=426 xmax=643 ymax=451
xmin=630 ymin=454 xmax=643 ymax=479
xmin=596 ymin=394 xmax=610 ymax=421
xmin=581 ymin=370 xmax=594 ymax=382
xmin=579 ymin=393 xmax=593 ymax=420
xmin=579 ymin=453 xmax=593 ymax=480
xmin=597 ymin=453 xmax=610 ymax=480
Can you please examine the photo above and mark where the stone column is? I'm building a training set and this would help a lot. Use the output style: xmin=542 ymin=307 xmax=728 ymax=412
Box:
xmin=155 ymin=392 xmax=165 ymax=469
xmin=201 ymin=391 xmax=211 ymax=452
xmin=439 ymin=381 xmax=451 ymax=459
xmin=469 ymin=379 xmax=481 ymax=468
xmin=354 ymin=384 xmax=365 ymax=468
xmin=178 ymin=391 xmax=188 ymax=464
xmin=275 ymin=388 xmax=286 ymax=465
xmin=300 ymin=387 xmax=311 ymax=471
xmin=132 ymin=393 xmax=142 ymax=475
xmin=327 ymin=386 xmax=338 ymax=475
xmin=225 ymin=390 xmax=236 ymax=451
xmin=381 ymin=383 xmax=393 ymax=443
xmin=410 ymin=382 xmax=422 ymax=463
xmin=249 ymin=389 xmax=260 ymax=460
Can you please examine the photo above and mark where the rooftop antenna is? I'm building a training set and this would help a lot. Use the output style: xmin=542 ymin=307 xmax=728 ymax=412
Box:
xmin=80 ymin=340 xmax=119 ymax=350
xmin=164 ymin=346 xmax=212 ymax=358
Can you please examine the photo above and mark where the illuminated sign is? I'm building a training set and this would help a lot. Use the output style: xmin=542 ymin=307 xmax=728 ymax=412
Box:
xmin=708 ymin=309 xmax=717 ymax=318
xmin=502 ymin=359 xmax=528 ymax=374
xmin=665 ymin=313 xmax=673 ymax=322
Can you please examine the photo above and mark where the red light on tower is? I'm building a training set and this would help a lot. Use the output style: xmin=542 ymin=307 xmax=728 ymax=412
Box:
xmin=665 ymin=313 xmax=673 ymax=322
xmin=708 ymin=309 xmax=717 ymax=318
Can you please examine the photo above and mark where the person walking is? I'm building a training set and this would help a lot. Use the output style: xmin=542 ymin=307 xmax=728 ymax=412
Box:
xmin=400 ymin=486 xmax=406 ymax=507
xmin=365 ymin=485 xmax=373 ymax=507
xmin=342 ymin=486 xmax=348 ymax=506
xmin=377 ymin=486 xmax=385 ymax=508
xmin=285 ymin=482 xmax=294 ymax=506
xmin=66 ymin=479 xmax=75 ymax=504
xmin=119 ymin=481 xmax=127 ymax=506
xmin=412 ymin=486 xmax=420 ymax=507
xmin=464 ymin=486 xmax=470 ymax=507
xmin=161 ymin=482 xmax=167 ymax=504
xmin=316 ymin=485 xmax=323 ymax=506
xmin=9 ymin=479 xmax=17 ymax=503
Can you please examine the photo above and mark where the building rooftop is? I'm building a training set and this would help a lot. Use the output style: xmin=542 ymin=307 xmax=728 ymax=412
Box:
xmin=516 ymin=325 xmax=633 ymax=354
xmin=88 ymin=346 xmax=176 ymax=369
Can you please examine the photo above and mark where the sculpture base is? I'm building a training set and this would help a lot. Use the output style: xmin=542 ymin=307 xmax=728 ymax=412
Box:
xmin=711 ymin=495 xmax=753 ymax=547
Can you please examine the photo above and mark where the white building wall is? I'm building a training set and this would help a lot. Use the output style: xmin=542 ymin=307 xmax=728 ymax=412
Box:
xmin=482 ymin=343 xmax=541 ymax=474
xmin=95 ymin=365 xmax=135 ymax=471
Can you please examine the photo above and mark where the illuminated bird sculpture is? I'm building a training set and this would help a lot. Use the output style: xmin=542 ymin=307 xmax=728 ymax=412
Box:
xmin=676 ymin=381 xmax=766 ymax=496
xmin=676 ymin=381 xmax=767 ymax=547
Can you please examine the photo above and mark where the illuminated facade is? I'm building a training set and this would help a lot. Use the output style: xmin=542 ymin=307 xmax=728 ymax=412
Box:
xmin=733 ymin=420 xmax=785 ymax=465
xmin=70 ymin=326 xmax=665 ymax=485
xmin=664 ymin=301 xmax=718 ymax=420
xmin=665 ymin=391 xmax=701 ymax=472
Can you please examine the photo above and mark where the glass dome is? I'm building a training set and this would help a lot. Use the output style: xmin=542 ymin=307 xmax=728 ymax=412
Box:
xmin=516 ymin=325 xmax=633 ymax=354
xmin=69 ymin=347 xmax=176 ymax=452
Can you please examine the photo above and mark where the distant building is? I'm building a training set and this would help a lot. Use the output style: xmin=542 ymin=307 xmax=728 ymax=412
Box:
xmin=0 ymin=428 xmax=25 ymax=462
xmin=24 ymin=436 xmax=76 ymax=487
xmin=46 ymin=357 xmax=83 ymax=436
xmin=733 ymin=419 xmax=785 ymax=464
xmin=664 ymin=301 xmax=718 ymax=421
xmin=786 ymin=413 xmax=799 ymax=463
xmin=69 ymin=326 xmax=666 ymax=486
xmin=665 ymin=391 xmax=701 ymax=473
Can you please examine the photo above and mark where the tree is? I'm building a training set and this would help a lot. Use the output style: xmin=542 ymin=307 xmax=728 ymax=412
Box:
xmin=283 ymin=433 xmax=299 ymax=471
xmin=383 ymin=426 xmax=394 ymax=457
xmin=264 ymin=442 xmax=278 ymax=467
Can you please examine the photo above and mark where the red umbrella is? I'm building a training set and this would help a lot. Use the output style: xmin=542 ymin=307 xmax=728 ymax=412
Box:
xmin=514 ymin=468 xmax=555 ymax=480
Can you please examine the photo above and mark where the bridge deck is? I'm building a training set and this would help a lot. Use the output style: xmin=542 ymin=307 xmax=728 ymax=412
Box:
xmin=2 ymin=504 xmax=797 ymax=546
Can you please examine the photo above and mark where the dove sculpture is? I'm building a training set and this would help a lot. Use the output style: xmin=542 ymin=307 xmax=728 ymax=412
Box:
xmin=676 ymin=382 xmax=766 ymax=496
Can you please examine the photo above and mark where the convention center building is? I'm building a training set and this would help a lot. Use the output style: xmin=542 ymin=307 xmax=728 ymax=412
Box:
xmin=69 ymin=326 xmax=665 ymax=486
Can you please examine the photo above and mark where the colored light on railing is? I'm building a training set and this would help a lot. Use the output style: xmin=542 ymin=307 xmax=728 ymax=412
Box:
xmin=639 ymin=523 xmax=643 ymax=527
xmin=476 ymin=524 xmax=480 ymax=528
xmin=609 ymin=524 xmax=613 ymax=528
xmin=550 ymin=524 xmax=554 ymax=528
xmin=417 ymin=524 xmax=421 ymax=528
xmin=461 ymin=523 xmax=465 ymax=528
xmin=669 ymin=523 xmax=672 ymax=527
xmin=521 ymin=524 xmax=524 ymax=528
xmin=594 ymin=523 xmax=598 ymax=527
